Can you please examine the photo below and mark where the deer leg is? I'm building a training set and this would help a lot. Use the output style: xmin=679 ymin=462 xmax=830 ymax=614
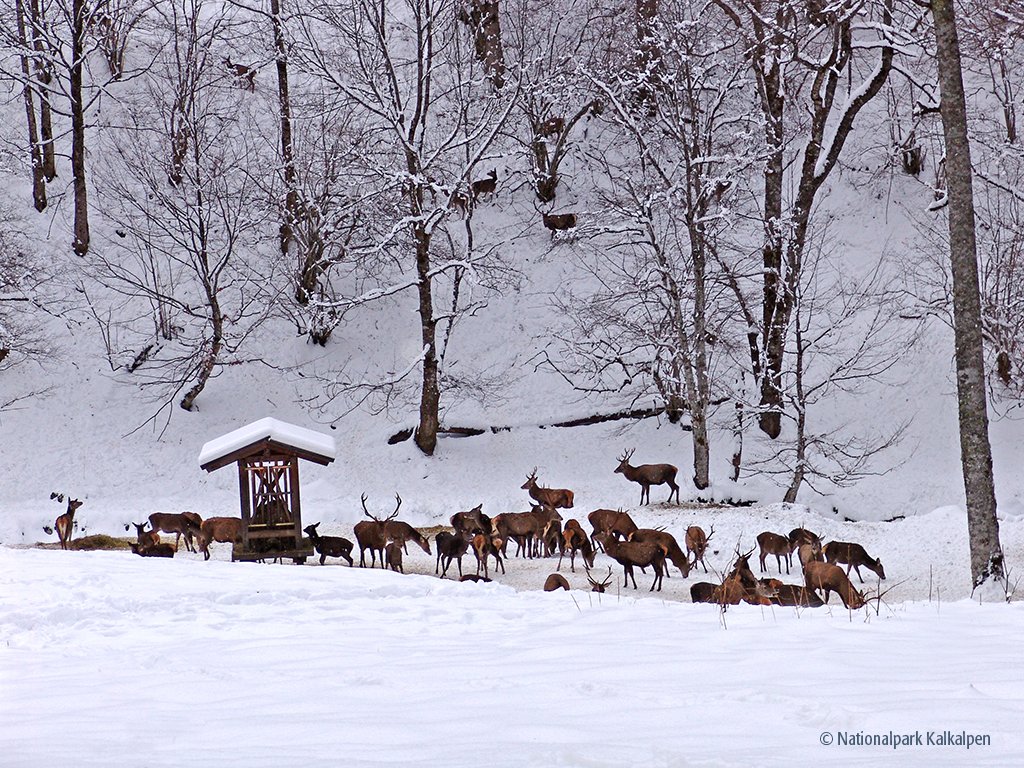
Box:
xmin=854 ymin=565 xmax=864 ymax=584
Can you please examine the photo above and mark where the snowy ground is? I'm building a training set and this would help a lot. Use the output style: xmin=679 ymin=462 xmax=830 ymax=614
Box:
xmin=2 ymin=545 xmax=1023 ymax=767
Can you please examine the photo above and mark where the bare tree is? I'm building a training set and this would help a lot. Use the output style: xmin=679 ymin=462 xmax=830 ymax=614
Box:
xmin=932 ymin=0 xmax=1004 ymax=591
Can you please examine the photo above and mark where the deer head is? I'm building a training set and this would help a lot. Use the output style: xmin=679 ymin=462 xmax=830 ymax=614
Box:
xmin=614 ymin=449 xmax=636 ymax=473
xmin=585 ymin=565 xmax=614 ymax=593
xmin=520 ymin=469 xmax=539 ymax=490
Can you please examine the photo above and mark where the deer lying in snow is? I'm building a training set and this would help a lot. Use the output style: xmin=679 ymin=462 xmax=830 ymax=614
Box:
xmin=543 ymin=573 xmax=570 ymax=591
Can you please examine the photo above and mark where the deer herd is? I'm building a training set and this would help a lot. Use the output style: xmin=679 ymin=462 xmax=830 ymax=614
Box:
xmin=45 ymin=450 xmax=887 ymax=610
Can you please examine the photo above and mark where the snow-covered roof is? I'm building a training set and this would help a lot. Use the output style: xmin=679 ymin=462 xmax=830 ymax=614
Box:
xmin=198 ymin=417 xmax=337 ymax=470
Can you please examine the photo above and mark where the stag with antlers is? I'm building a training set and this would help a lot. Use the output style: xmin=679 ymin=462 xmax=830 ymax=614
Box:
xmin=521 ymin=469 xmax=574 ymax=509
xmin=614 ymin=449 xmax=680 ymax=505
xmin=354 ymin=493 xmax=402 ymax=568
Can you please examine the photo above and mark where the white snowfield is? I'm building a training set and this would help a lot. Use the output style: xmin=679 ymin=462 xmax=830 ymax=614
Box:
xmin=2 ymin=545 xmax=1023 ymax=767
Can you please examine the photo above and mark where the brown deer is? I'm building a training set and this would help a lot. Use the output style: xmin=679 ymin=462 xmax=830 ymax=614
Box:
xmin=614 ymin=449 xmax=680 ymax=505
xmin=450 ymin=504 xmax=491 ymax=537
xmin=596 ymin=532 xmax=667 ymax=592
xmin=198 ymin=517 xmax=242 ymax=560
xmin=385 ymin=542 xmax=404 ymax=573
xmin=222 ymin=57 xmax=256 ymax=91
xmin=629 ymin=529 xmax=690 ymax=577
xmin=521 ymin=469 xmax=574 ymax=509
xmin=756 ymin=531 xmax=795 ymax=575
xmin=471 ymin=168 xmax=498 ymax=200
xmin=354 ymin=493 xmax=401 ymax=568
xmin=823 ymin=541 xmax=886 ymax=583
xmin=585 ymin=565 xmax=614 ymax=593
xmin=148 ymin=512 xmax=203 ymax=552
xmin=493 ymin=505 xmax=559 ymax=558
xmin=129 ymin=521 xmax=161 ymax=551
xmin=558 ymin=520 xmax=595 ymax=573
xmin=54 ymin=497 xmax=83 ymax=550
xmin=303 ymin=522 xmax=354 ymax=566
xmin=538 ymin=115 xmax=565 ymax=136
xmin=435 ymin=530 xmax=471 ymax=578
xmin=472 ymin=533 xmax=505 ymax=579
xmin=542 ymin=212 xmax=577 ymax=235
xmin=543 ymin=573 xmax=570 ymax=591
xmin=804 ymin=561 xmax=866 ymax=609
xmin=130 ymin=541 xmax=175 ymax=558
xmin=384 ymin=520 xmax=432 ymax=556
xmin=587 ymin=508 xmax=638 ymax=550
xmin=798 ymin=541 xmax=824 ymax=572
xmin=685 ymin=525 xmax=714 ymax=573
xmin=771 ymin=583 xmax=825 ymax=607
xmin=789 ymin=527 xmax=822 ymax=550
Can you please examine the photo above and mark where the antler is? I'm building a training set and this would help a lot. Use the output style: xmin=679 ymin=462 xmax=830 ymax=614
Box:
xmin=361 ymin=493 xmax=373 ymax=520
xmin=388 ymin=493 xmax=402 ymax=521
xmin=619 ymin=448 xmax=635 ymax=462
xmin=706 ymin=524 xmax=716 ymax=543
xmin=585 ymin=564 xmax=614 ymax=589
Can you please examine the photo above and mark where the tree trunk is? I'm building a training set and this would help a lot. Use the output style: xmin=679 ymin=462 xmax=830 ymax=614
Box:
xmin=414 ymin=227 xmax=440 ymax=456
xmin=461 ymin=0 xmax=505 ymax=89
xmin=271 ymin=0 xmax=304 ymax=290
xmin=70 ymin=0 xmax=90 ymax=256
xmin=30 ymin=0 xmax=56 ymax=182
xmin=16 ymin=0 xmax=46 ymax=211
xmin=932 ymin=0 xmax=1004 ymax=591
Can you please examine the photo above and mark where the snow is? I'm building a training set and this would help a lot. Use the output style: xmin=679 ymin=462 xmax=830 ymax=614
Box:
xmin=197 ymin=417 xmax=338 ymax=468
xmin=2 ymin=546 xmax=1023 ymax=767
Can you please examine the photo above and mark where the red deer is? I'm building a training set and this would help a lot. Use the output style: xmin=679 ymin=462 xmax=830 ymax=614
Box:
xmin=629 ymin=529 xmax=690 ymax=577
xmin=587 ymin=508 xmax=638 ymax=550
xmin=384 ymin=520 xmax=432 ymax=556
xmin=771 ymin=583 xmax=825 ymax=607
xmin=471 ymin=168 xmax=498 ymax=200
xmin=798 ymin=541 xmax=824 ymax=572
xmin=198 ymin=516 xmax=242 ymax=560
xmin=521 ymin=469 xmax=574 ymax=510
xmin=543 ymin=573 xmax=570 ymax=591
xmin=460 ymin=574 xmax=491 ymax=583
xmin=789 ymin=527 xmax=822 ymax=550
xmin=756 ymin=531 xmax=795 ymax=574
xmin=596 ymin=532 xmax=666 ymax=592
xmin=354 ymin=493 xmax=401 ymax=568
xmin=690 ymin=582 xmax=718 ymax=603
xmin=435 ymin=530 xmax=471 ymax=578
xmin=385 ymin=542 xmax=404 ymax=573
xmin=685 ymin=525 xmax=714 ymax=573
xmin=54 ymin=497 xmax=83 ymax=551
xmin=304 ymin=522 xmax=354 ymax=566
xmin=614 ymin=449 xmax=680 ymax=505
xmin=472 ymin=533 xmax=505 ymax=579
xmin=824 ymin=541 xmax=886 ymax=583
xmin=541 ymin=517 xmax=563 ymax=557
xmin=451 ymin=505 xmax=491 ymax=537
xmin=129 ymin=541 xmax=175 ymax=558
xmin=493 ymin=505 xmax=559 ymax=558
xmin=148 ymin=511 xmax=203 ymax=552
xmin=222 ymin=57 xmax=255 ymax=91
xmin=538 ymin=116 xmax=565 ymax=136
xmin=558 ymin=520 xmax=595 ymax=573
xmin=804 ymin=561 xmax=866 ymax=609
xmin=585 ymin=565 xmax=614 ymax=593
xmin=542 ymin=212 xmax=577 ymax=235
xmin=129 ymin=521 xmax=161 ymax=551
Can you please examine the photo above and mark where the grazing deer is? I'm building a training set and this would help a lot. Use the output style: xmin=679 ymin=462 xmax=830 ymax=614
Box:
xmin=451 ymin=504 xmax=491 ymax=537
xmin=823 ymin=541 xmax=886 ymax=583
xmin=129 ymin=521 xmax=161 ymax=551
xmin=798 ymin=541 xmax=824 ymax=572
xmin=521 ymin=469 xmax=574 ymax=509
xmin=596 ymin=532 xmax=667 ymax=592
xmin=384 ymin=520 xmax=432 ymax=556
xmin=756 ymin=531 xmax=795 ymax=574
xmin=587 ymin=508 xmax=638 ymax=550
xmin=788 ymin=527 xmax=822 ymax=550
xmin=148 ymin=512 xmax=202 ymax=552
xmin=543 ymin=573 xmax=570 ymax=591
xmin=435 ymin=530 xmax=471 ymax=578
xmin=804 ymin=561 xmax=866 ymax=609
xmin=472 ymin=533 xmax=505 ymax=579
xmin=471 ymin=168 xmax=498 ymax=200
xmin=542 ymin=212 xmax=577 ymax=235
xmin=614 ymin=449 xmax=680 ymax=505
xmin=385 ymin=542 xmax=404 ymax=573
xmin=303 ymin=522 xmax=354 ymax=566
xmin=685 ymin=525 xmax=714 ymax=573
xmin=129 ymin=541 xmax=175 ymax=558
xmin=585 ymin=565 xmax=614 ymax=593
xmin=222 ymin=57 xmax=256 ymax=91
xmin=558 ymin=520 xmax=595 ymax=573
xmin=354 ymin=493 xmax=401 ymax=568
xmin=53 ymin=496 xmax=83 ymax=551
xmin=197 ymin=517 xmax=242 ymax=560
xmin=629 ymin=529 xmax=690 ymax=577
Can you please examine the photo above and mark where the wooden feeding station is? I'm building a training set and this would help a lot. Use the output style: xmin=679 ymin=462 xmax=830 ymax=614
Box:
xmin=198 ymin=417 xmax=336 ymax=563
